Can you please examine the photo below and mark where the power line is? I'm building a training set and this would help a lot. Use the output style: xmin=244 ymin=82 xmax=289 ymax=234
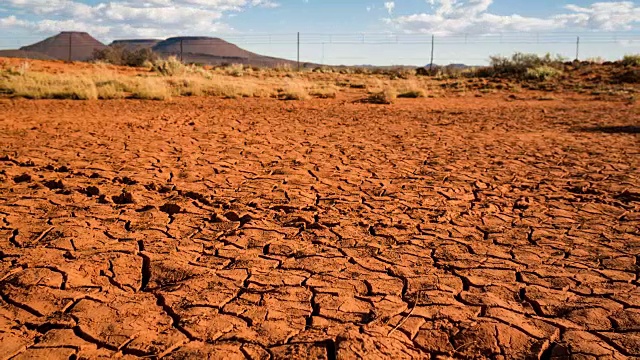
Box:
xmin=1 ymin=32 xmax=637 ymax=65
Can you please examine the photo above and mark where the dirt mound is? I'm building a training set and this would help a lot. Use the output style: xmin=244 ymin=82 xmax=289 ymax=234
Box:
xmin=110 ymin=39 xmax=162 ymax=51
xmin=0 ymin=50 xmax=55 ymax=60
xmin=20 ymin=32 xmax=106 ymax=61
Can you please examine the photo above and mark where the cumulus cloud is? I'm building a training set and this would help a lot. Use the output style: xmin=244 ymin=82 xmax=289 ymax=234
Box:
xmin=2 ymin=0 xmax=279 ymax=40
xmin=0 ymin=15 xmax=27 ymax=28
xmin=388 ymin=0 xmax=640 ymax=35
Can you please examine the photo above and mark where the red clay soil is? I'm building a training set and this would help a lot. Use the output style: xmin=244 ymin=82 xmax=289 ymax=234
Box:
xmin=0 ymin=96 xmax=638 ymax=359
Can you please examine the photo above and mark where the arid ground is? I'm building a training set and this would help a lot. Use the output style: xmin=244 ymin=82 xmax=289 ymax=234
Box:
xmin=0 ymin=81 xmax=639 ymax=359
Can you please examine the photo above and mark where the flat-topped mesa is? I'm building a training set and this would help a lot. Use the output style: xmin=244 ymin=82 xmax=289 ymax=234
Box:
xmin=152 ymin=37 xmax=258 ymax=59
xmin=144 ymin=36 xmax=299 ymax=67
xmin=12 ymin=32 xmax=304 ymax=67
xmin=20 ymin=31 xmax=107 ymax=61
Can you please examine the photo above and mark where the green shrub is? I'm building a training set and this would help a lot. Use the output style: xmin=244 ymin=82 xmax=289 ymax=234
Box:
xmin=622 ymin=54 xmax=640 ymax=66
xmin=478 ymin=52 xmax=565 ymax=78
xmin=152 ymin=57 xmax=186 ymax=76
xmin=93 ymin=46 xmax=158 ymax=67
xmin=525 ymin=66 xmax=562 ymax=81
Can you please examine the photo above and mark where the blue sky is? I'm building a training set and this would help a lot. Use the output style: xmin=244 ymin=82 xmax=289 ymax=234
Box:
xmin=0 ymin=0 xmax=639 ymax=65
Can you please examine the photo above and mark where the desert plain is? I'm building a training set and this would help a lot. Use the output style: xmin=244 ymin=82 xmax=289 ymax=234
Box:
xmin=0 ymin=58 xmax=639 ymax=359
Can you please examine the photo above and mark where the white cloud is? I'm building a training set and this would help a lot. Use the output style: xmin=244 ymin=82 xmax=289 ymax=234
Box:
xmin=0 ymin=15 xmax=27 ymax=28
xmin=556 ymin=1 xmax=640 ymax=31
xmin=2 ymin=0 xmax=279 ymax=41
xmin=388 ymin=0 xmax=640 ymax=35
xmin=384 ymin=2 xmax=395 ymax=15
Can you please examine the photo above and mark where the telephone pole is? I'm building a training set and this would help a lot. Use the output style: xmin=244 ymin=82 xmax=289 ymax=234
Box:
xmin=297 ymin=32 xmax=300 ymax=71
xmin=180 ymin=39 xmax=184 ymax=62
xmin=429 ymin=35 xmax=435 ymax=73
xmin=68 ymin=32 xmax=72 ymax=62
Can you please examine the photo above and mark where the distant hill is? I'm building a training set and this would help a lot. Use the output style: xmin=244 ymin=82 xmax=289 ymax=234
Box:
xmin=20 ymin=32 xmax=106 ymax=61
xmin=422 ymin=63 xmax=473 ymax=69
xmin=138 ymin=36 xmax=300 ymax=67
xmin=106 ymin=36 xmax=300 ymax=67
xmin=153 ymin=37 xmax=255 ymax=58
xmin=7 ymin=33 xmax=303 ymax=67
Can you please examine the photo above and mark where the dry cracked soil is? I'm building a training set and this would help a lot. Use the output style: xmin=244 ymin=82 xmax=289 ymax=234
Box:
xmin=0 ymin=96 xmax=639 ymax=359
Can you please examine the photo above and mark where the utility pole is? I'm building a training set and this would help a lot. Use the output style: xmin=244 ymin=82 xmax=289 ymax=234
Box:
xmin=429 ymin=34 xmax=435 ymax=73
xmin=297 ymin=32 xmax=300 ymax=71
xmin=575 ymin=36 xmax=580 ymax=61
xmin=180 ymin=39 xmax=184 ymax=62
xmin=68 ymin=32 xmax=72 ymax=62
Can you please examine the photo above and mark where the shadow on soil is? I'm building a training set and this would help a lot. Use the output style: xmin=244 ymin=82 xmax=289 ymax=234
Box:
xmin=576 ymin=125 xmax=640 ymax=134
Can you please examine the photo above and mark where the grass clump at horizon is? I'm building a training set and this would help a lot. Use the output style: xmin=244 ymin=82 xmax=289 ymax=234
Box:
xmin=622 ymin=54 xmax=640 ymax=67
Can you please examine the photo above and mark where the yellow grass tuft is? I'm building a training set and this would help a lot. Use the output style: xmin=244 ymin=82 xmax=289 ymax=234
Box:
xmin=395 ymin=79 xmax=427 ymax=98
xmin=0 ymin=72 xmax=98 ymax=100
xmin=308 ymin=84 xmax=337 ymax=98
xmin=366 ymin=88 xmax=397 ymax=104
xmin=278 ymin=82 xmax=309 ymax=100
xmin=131 ymin=78 xmax=172 ymax=100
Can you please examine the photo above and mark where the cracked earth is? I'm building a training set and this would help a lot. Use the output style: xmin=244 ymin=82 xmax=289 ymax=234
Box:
xmin=0 ymin=96 xmax=638 ymax=359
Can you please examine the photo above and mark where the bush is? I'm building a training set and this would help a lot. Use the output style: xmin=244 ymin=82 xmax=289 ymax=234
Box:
xmin=525 ymin=66 xmax=562 ymax=81
xmin=152 ymin=57 xmax=186 ymax=76
xmin=93 ymin=46 xmax=158 ymax=67
xmin=478 ymin=52 xmax=565 ymax=78
xmin=622 ymin=55 xmax=640 ymax=66
xmin=149 ymin=57 xmax=215 ymax=78
xmin=215 ymin=63 xmax=255 ymax=77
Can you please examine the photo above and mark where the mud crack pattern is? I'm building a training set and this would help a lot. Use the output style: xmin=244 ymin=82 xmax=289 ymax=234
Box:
xmin=0 ymin=97 xmax=639 ymax=359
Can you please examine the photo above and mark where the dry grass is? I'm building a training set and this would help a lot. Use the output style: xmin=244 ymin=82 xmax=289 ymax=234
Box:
xmin=0 ymin=58 xmax=448 ymax=102
xmin=2 ymin=52 xmax=639 ymax=102
xmin=308 ymin=84 xmax=337 ymax=98
xmin=396 ymin=80 xmax=427 ymax=98
xmin=278 ymin=82 xmax=309 ymax=100
xmin=131 ymin=78 xmax=173 ymax=100
xmin=0 ymin=72 xmax=99 ymax=100
xmin=365 ymin=88 xmax=397 ymax=104
xmin=0 ymin=61 xmax=318 ymax=101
